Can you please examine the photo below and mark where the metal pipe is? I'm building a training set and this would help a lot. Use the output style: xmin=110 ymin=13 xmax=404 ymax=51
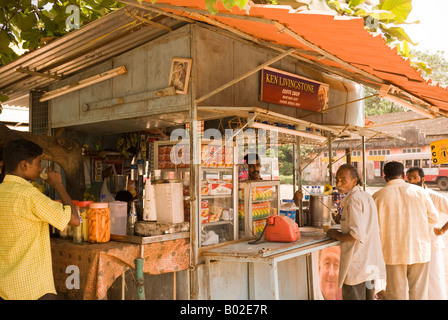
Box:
xmin=135 ymin=258 xmax=145 ymax=300
xmin=328 ymin=132 xmax=333 ymax=186
xmin=362 ymin=136 xmax=367 ymax=191
xmin=189 ymin=25 xmax=200 ymax=300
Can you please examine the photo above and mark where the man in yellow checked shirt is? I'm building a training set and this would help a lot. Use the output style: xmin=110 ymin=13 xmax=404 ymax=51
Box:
xmin=0 ymin=139 xmax=80 ymax=300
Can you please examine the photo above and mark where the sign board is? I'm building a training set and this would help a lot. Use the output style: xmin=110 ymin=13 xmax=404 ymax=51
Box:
xmin=430 ymin=139 xmax=448 ymax=165
xmin=260 ymin=67 xmax=329 ymax=112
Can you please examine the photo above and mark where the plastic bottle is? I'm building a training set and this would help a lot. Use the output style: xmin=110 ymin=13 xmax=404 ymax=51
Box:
xmin=130 ymin=156 xmax=138 ymax=181
xmin=303 ymin=186 xmax=310 ymax=201
xmin=127 ymin=201 xmax=137 ymax=236
xmin=137 ymin=152 xmax=145 ymax=176
xmin=143 ymin=176 xmax=157 ymax=221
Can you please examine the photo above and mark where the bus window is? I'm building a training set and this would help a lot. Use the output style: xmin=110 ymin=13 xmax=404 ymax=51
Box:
xmin=405 ymin=160 xmax=412 ymax=167
xmin=422 ymin=159 xmax=430 ymax=168
xmin=414 ymin=159 xmax=421 ymax=167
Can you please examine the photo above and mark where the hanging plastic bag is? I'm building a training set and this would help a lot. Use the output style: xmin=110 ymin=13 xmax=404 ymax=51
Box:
xmin=101 ymin=179 xmax=115 ymax=202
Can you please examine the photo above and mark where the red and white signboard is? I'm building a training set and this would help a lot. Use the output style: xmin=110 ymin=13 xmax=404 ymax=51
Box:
xmin=260 ymin=67 xmax=329 ymax=112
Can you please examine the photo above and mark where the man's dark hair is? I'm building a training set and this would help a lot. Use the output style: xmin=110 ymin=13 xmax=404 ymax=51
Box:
xmin=337 ymin=163 xmax=362 ymax=186
xmin=244 ymin=153 xmax=260 ymax=165
xmin=115 ymin=190 xmax=134 ymax=203
xmin=406 ymin=167 xmax=425 ymax=179
xmin=3 ymin=139 xmax=43 ymax=173
xmin=383 ymin=161 xmax=404 ymax=179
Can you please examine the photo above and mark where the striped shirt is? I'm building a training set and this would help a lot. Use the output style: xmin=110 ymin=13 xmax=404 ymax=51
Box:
xmin=0 ymin=175 xmax=71 ymax=300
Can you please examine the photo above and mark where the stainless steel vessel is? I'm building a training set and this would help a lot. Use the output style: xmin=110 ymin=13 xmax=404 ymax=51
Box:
xmin=309 ymin=194 xmax=332 ymax=227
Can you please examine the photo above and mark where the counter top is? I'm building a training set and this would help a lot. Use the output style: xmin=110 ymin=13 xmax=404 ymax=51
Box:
xmin=200 ymin=227 xmax=340 ymax=260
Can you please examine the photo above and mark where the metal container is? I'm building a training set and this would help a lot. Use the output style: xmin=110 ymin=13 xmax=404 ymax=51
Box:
xmin=110 ymin=175 xmax=127 ymax=194
xmin=309 ymin=194 xmax=332 ymax=227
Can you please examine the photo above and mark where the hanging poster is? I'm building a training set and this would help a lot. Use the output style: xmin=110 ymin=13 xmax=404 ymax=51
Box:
xmin=430 ymin=139 xmax=448 ymax=165
xmin=260 ymin=67 xmax=329 ymax=112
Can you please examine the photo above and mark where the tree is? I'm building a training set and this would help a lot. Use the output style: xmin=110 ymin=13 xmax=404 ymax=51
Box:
xmin=0 ymin=1 xmax=123 ymax=66
xmin=278 ymin=143 xmax=313 ymax=183
xmin=0 ymin=122 xmax=85 ymax=199
xmin=364 ymin=49 xmax=448 ymax=116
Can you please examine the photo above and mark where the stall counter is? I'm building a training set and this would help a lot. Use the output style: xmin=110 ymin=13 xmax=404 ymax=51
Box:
xmin=51 ymin=235 xmax=190 ymax=300
xmin=200 ymin=227 xmax=340 ymax=300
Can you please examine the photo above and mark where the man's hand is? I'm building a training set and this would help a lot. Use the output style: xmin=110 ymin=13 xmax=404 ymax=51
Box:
xmin=293 ymin=190 xmax=303 ymax=206
xmin=434 ymin=227 xmax=444 ymax=236
xmin=326 ymin=228 xmax=340 ymax=240
xmin=46 ymin=167 xmax=63 ymax=189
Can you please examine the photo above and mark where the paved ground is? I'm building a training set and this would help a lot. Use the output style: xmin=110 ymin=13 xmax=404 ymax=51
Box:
xmin=280 ymin=184 xmax=448 ymax=299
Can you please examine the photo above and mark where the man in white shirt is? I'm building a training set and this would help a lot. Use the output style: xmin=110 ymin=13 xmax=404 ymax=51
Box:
xmin=373 ymin=161 xmax=438 ymax=300
xmin=327 ymin=164 xmax=385 ymax=300
xmin=406 ymin=167 xmax=447 ymax=300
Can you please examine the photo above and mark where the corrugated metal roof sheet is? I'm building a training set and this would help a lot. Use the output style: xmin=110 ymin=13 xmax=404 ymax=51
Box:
xmin=0 ymin=7 xmax=187 ymax=106
xmin=147 ymin=0 xmax=448 ymax=113
xmin=1 ymin=1 xmax=447 ymax=117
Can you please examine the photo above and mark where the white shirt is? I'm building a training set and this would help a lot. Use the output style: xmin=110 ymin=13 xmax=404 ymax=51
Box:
xmin=338 ymin=187 xmax=386 ymax=287
xmin=424 ymin=185 xmax=448 ymax=249
xmin=372 ymin=179 xmax=439 ymax=265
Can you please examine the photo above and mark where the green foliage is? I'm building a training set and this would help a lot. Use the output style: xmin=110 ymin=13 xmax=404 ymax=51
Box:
xmin=278 ymin=144 xmax=314 ymax=177
xmin=365 ymin=50 xmax=448 ymax=116
xmin=204 ymin=0 xmax=249 ymax=14
xmin=326 ymin=0 xmax=418 ymax=49
xmin=0 ymin=1 xmax=123 ymax=66
xmin=410 ymin=50 xmax=448 ymax=87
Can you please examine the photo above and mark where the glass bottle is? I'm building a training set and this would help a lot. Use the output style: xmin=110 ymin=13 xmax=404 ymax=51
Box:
xmin=73 ymin=213 xmax=83 ymax=244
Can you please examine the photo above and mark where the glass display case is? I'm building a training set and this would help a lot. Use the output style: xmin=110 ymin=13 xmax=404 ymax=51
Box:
xmin=154 ymin=140 xmax=237 ymax=247
xmin=238 ymin=180 xmax=280 ymax=239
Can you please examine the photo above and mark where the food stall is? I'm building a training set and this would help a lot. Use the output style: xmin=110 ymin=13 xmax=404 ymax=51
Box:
xmin=2 ymin=3 xmax=420 ymax=300
xmin=37 ymin=18 xmax=349 ymax=299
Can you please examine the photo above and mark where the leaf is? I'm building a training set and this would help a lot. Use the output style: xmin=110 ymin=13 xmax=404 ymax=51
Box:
xmin=411 ymin=60 xmax=432 ymax=76
xmin=0 ymin=94 xmax=9 ymax=103
xmin=349 ymin=0 xmax=365 ymax=7
xmin=380 ymin=24 xmax=417 ymax=45
xmin=369 ymin=9 xmax=396 ymax=21
xmin=379 ymin=0 xmax=412 ymax=23
xmin=205 ymin=0 xmax=219 ymax=14
xmin=0 ymin=30 xmax=11 ymax=49
xmin=399 ymin=39 xmax=410 ymax=57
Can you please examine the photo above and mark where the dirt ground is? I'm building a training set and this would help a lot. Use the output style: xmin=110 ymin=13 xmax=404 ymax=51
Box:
xmin=280 ymin=184 xmax=448 ymax=299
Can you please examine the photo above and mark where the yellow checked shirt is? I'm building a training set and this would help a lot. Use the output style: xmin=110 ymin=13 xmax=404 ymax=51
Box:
xmin=0 ymin=175 xmax=71 ymax=300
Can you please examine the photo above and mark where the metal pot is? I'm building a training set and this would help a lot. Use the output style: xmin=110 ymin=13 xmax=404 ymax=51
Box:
xmin=309 ymin=194 xmax=332 ymax=227
xmin=110 ymin=175 xmax=127 ymax=194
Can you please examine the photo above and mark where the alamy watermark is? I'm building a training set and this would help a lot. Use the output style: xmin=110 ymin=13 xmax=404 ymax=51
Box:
xmin=66 ymin=5 xmax=80 ymax=30
xmin=169 ymin=123 xmax=279 ymax=166
xmin=65 ymin=265 xmax=80 ymax=290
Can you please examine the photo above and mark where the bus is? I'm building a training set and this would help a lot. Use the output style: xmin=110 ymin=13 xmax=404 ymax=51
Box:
xmin=384 ymin=152 xmax=448 ymax=190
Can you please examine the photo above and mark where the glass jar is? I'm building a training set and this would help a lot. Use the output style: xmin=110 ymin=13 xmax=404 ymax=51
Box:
xmin=87 ymin=202 xmax=111 ymax=243
xmin=76 ymin=201 xmax=93 ymax=242
xmin=72 ymin=215 xmax=83 ymax=244
xmin=56 ymin=199 xmax=71 ymax=239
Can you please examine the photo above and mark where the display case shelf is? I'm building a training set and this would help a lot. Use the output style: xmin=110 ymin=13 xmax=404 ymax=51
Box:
xmin=155 ymin=140 xmax=238 ymax=248
xmin=238 ymin=181 xmax=280 ymax=239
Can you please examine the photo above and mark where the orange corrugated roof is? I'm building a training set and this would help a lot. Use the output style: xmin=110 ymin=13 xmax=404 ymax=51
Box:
xmin=148 ymin=0 xmax=448 ymax=112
